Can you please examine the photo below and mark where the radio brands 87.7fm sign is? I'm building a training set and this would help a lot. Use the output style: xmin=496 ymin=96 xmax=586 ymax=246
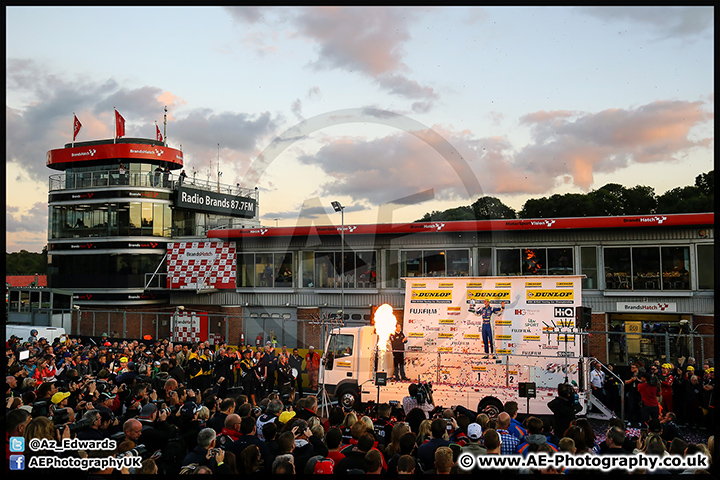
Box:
xmin=175 ymin=186 xmax=256 ymax=218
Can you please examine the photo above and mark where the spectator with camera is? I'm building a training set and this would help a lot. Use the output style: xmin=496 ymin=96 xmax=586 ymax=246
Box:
xmin=75 ymin=408 xmax=106 ymax=440
xmin=181 ymin=427 xmax=228 ymax=471
xmin=226 ymin=415 xmax=271 ymax=471
xmin=547 ymin=382 xmax=581 ymax=437
xmin=402 ymin=383 xmax=435 ymax=418
xmin=136 ymin=402 xmax=180 ymax=456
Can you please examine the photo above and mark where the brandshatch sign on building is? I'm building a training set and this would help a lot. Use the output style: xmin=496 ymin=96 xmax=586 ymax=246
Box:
xmin=175 ymin=186 xmax=256 ymax=218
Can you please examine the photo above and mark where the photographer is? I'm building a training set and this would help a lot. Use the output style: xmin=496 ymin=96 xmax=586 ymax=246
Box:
xmin=136 ymin=402 xmax=180 ymax=456
xmin=402 ymin=383 xmax=435 ymax=419
xmin=75 ymin=409 xmax=106 ymax=440
xmin=182 ymin=427 xmax=228 ymax=471
xmin=547 ymin=383 xmax=581 ymax=437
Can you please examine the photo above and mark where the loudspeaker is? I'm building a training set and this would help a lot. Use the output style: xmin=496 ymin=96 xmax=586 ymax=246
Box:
xmin=518 ymin=382 xmax=536 ymax=398
xmin=576 ymin=306 xmax=592 ymax=330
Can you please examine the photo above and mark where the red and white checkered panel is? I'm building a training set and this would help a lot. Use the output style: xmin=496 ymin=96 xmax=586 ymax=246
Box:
xmin=167 ymin=241 xmax=236 ymax=289
xmin=173 ymin=312 xmax=209 ymax=343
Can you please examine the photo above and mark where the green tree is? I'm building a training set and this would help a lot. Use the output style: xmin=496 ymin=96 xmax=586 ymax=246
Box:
xmin=471 ymin=197 xmax=517 ymax=219
xmin=623 ymin=185 xmax=657 ymax=215
xmin=656 ymin=186 xmax=713 ymax=214
xmin=417 ymin=196 xmax=516 ymax=222
xmin=695 ymin=171 xmax=714 ymax=197
xmin=588 ymin=184 xmax=627 ymax=216
xmin=5 ymin=248 xmax=47 ymax=275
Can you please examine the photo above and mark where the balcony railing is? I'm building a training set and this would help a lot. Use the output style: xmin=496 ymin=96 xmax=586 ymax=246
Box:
xmin=49 ymin=169 xmax=257 ymax=198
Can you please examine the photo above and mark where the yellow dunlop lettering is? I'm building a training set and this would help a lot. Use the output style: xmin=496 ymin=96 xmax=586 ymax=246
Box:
xmin=412 ymin=283 xmax=426 ymax=288
xmin=438 ymin=347 xmax=453 ymax=353
xmin=523 ymin=335 xmax=541 ymax=341
xmin=438 ymin=333 xmax=454 ymax=339
xmin=556 ymin=282 xmax=574 ymax=287
xmin=439 ymin=319 xmax=455 ymax=324
xmin=495 ymin=282 xmax=511 ymax=288
xmin=466 ymin=290 xmax=511 ymax=300
xmin=526 ymin=290 xmax=574 ymax=299
xmin=496 ymin=320 xmax=512 ymax=326
xmin=412 ymin=290 xmax=452 ymax=299
xmin=496 ymin=335 xmax=512 ymax=340
xmin=438 ymin=283 xmax=454 ymax=288
xmin=464 ymin=334 xmax=480 ymax=339
xmin=472 ymin=365 xmax=487 ymax=371
xmin=497 ymin=349 xmax=512 ymax=354
xmin=337 ymin=361 xmax=351 ymax=368
xmin=409 ymin=332 xmax=424 ymax=338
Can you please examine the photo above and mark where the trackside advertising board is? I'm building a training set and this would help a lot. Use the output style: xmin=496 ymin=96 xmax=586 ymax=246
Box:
xmin=401 ymin=276 xmax=583 ymax=391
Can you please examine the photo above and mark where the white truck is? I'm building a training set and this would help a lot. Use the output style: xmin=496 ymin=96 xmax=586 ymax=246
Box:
xmin=320 ymin=275 xmax=604 ymax=418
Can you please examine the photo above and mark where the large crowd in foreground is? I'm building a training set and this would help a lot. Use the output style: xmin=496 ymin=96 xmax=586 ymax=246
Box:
xmin=5 ymin=332 xmax=715 ymax=475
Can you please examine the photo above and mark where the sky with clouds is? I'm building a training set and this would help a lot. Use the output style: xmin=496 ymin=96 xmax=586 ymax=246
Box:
xmin=6 ymin=6 xmax=714 ymax=252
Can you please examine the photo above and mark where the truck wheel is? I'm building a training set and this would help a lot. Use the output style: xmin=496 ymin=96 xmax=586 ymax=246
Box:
xmin=336 ymin=386 xmax=360 ymax=410
xmin=478 ymin=397 xmax=503 ymax=419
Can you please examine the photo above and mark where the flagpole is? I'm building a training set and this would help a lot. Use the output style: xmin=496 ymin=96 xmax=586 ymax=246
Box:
xmin=113 ymin=107 xmax=117 ymax=144
xmin=72 ymin=112 xmax=75 ymax=147
xmin=163 ymin=106 xmax=168 ymax=147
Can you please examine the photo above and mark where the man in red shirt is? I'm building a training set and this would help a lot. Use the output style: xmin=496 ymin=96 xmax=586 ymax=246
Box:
xmin=637 ymin=371 xmax=660 ymax=426
xmin=305 ymin=346 xmax=321 ymax=392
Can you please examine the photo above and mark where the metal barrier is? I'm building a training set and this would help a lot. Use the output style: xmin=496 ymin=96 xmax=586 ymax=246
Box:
xmin=67 ymin=309 xmax=314 ymax=350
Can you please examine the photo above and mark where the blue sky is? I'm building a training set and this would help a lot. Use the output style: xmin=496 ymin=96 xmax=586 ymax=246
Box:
xmin=6 ymin=6 xmax=714 ymax=252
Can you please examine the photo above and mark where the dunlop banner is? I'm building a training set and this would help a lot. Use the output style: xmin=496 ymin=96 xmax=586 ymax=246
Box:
xmin=402 ymin=275 xmax=583 ymax=387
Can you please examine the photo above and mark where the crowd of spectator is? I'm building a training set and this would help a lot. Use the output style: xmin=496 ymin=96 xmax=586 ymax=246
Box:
xmin=589 ymin=357 xmax=715 ymax=431
xmin=5 ymin=332 xmax=715 ymax=475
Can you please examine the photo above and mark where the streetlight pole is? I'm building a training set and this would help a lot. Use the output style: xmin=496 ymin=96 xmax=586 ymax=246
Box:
xmin=331 ymin=201 xmax=345 ymax=319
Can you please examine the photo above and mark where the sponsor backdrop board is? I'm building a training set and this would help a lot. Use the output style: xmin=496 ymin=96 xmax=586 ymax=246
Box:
xmin=402 ymin=276 xmax=583 ymax=389
xmin=167 ymin=241 xmax=237 ymax=290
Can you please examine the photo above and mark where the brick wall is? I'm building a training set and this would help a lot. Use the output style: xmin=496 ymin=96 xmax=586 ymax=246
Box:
xmin=587 ymin=313 xmax=607 ymax=363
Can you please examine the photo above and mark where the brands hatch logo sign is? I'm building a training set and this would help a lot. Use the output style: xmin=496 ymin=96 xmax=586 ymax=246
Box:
xmin=70 ymin=148 xmax=96 ymax=158
xmin=623 ymin=216 xmax=668 ymax=225
xmin=618 ymin=302 xmax=676 ymax=312
xmin=155 ymin=149 xmax=164 ymax=157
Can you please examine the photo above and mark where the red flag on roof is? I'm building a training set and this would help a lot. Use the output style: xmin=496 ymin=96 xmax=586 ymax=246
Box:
xmin=73 ymin=114 xmax=82 ymax=141
xmin=115 ymin=109 xmax=126 ymax=138
xmin=156 ymin=123 xmax=163 ymax=142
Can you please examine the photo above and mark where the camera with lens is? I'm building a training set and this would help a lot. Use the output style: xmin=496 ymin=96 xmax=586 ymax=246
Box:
xmin=56 ymin=417 xmax=93 ymax=435
xmin=159 ymin=404 xmax=179 ymax=416
xmin=52 ymin=407 xmax=71 ymax=425
xmin=116 ymin=445 xmax=147 ymax=459
xmin=416 ymin=382 xmax=433 ymax=404
xmin=31 ymin=400 xmax=51 ymax=418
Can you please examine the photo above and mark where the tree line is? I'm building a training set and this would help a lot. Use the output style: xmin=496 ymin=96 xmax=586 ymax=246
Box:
xmin=416 ymin=170 xmax=713 ymax=222
xmin=5 ymin=247 xmax=47 ymax=275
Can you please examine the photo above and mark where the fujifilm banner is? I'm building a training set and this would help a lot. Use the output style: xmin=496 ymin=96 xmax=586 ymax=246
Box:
xmin=175 ymin=186 xmax=256 ymax=218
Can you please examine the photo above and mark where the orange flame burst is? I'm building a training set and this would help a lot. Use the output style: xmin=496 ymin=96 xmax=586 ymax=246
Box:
xmin=374 ymin=304 xmax=397 ymax=353
xmin=526 ymin=249 xmax=542 ymax=274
